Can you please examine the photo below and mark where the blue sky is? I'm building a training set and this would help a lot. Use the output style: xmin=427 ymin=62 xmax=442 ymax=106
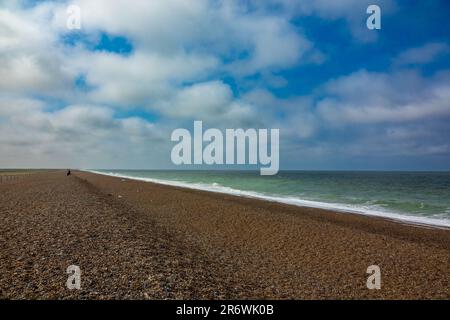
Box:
xmin=1 ymin=0 xmax=450 ymax=170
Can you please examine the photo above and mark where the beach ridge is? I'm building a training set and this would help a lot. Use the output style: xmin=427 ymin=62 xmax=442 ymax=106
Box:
xmin=1 ymin=170 xmax=449 ymax=299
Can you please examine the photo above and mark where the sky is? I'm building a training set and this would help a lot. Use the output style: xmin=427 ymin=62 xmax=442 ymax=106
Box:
xmin=1 ymin=0 xmax=450 ymax=170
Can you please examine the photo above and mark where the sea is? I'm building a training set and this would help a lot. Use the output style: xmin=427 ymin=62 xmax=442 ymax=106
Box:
xmin=88 ymin=170 xmax=450 ymax=228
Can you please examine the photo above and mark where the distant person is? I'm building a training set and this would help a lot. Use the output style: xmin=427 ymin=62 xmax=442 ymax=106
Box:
xmin=67 ymin=169 xmax=71 ymax=176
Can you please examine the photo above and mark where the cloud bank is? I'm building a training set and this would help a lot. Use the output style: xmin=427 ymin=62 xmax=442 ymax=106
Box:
xmin=1 ymin=0 xmax=450 ymax=170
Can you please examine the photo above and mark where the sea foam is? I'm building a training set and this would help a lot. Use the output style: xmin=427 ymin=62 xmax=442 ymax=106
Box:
xmin=85 ymin=170 xmax=450 ymax=229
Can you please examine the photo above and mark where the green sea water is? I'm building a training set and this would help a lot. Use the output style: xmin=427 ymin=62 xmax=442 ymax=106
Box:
xmin=91 ymin=170 xmax=450 ymax=227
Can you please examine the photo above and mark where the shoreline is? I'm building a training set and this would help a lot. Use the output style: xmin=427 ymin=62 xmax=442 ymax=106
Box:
xmin=1 ymin=170 xmax=449 ymax=299
xmin=85 ymin=169 xmax=450 ymax=230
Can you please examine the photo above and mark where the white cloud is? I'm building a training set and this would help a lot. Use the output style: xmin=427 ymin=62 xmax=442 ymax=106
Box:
xmin=317 ymin=69 xmax=450 ymax=125
xmin=222 ymin=10 xmax=317 ymax=75
xmin=247 ymin=0 xmax=397 ymax=42
xmin=155 ymin=81 xmax=232 ymax=119
xmin=0 ymin=7 xmax=74 ymax=95
xmin=0 ymin=97 xmax=44 ymax=117
xmin=0 ymin=0 xmax=320 ymax=108
xmin=49 ymin=0 xmax=319 ymax=75
xmin=4 ymin=0 xmax=314 ymax=168
xmin=0 ymin=98 xmax=167 ymax=168
xmin=154 ymin=81 xmax=261 ymax=129
xmin=73 ymin=50 xmax=219 ymax=107
xmin=26 ymin=0 xmax=322 ymax=116
xmin=393 ymin=42 xmax=450 ymax=66
xmin=2 ymin=0 xmax=449 ymax=169
xmin=243 ymin=89 xmax=318 ymax=139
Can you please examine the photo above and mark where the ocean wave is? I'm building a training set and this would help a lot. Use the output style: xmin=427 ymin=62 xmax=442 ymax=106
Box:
xmin=85 ymin=170 xmax=450 ymax=229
